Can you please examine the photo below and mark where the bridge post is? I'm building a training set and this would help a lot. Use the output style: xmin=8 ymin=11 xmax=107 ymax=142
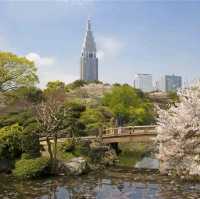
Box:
xmin=98 ymin=128 xmax=102 ymax=137
xmin=98 ymin=128 xmax=103 ymax=142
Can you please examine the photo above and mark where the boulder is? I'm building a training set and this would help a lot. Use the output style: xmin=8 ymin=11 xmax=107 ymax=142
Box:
xmin=61 ymin=157 xmax=88 ymax=176
xmin=101 ymin=149 xmax=118 ymax=166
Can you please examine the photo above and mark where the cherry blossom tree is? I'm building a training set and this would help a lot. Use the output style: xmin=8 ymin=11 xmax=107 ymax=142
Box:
xmin=156 ymin=82 xmax=200 ymax=178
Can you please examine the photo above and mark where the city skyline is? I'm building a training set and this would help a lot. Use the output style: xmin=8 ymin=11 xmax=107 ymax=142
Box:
xmin=0 ymin=1 xmax=200 ymax=87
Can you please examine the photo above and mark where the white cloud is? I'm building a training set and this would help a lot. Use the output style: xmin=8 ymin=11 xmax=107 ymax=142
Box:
xmin=96 ymin=35 xmax=124 ymax=61
xmin=26 ymin=52 xmax=78 ymax=88
xmin=26 ymin=52 xmax=55 ymax=66
xmin=39 ymin=71 xmax=78 ymax=88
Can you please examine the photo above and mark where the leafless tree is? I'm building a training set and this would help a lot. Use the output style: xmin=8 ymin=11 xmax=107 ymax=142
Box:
xmin=35 ymin=91 xmax=67 ymax=172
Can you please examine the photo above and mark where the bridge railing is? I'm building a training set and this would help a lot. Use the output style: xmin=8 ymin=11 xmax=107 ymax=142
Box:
xmin=103 ymin=125 xmax=157 ymax=136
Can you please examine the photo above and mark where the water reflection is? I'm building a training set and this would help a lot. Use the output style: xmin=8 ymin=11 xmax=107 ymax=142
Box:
xmin=1 ymin=169 xmax=200 ymax=199
xmin=39 ymin=181 xmax=158 ymax=199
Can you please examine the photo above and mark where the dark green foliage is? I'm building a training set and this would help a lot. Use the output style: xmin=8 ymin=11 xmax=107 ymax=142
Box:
xmin=22 ymin=87 xmax=43 ymax=104
xmin=0 ymin=106 xmax=40 ymax=158
xmin=113 ymin=83 xmax=121 ymax=87
xmin=88 ymin=146 xmax=107 ymax=163
xmin=64 ymin=102 xmax=86 ymax=137
xmin=135 ymin=88 xmax=145 ymax=98
xmin=21 ymin=123 xmax=40 ymax=158
xmin=13 ymin=157 xmax=50 ymax=179
xmin=67 ymin=80 xmax=88 ymax=89
xmin=76 ymin=141 xmax=91 ymax=157
xmin=0 ymin=110 xmax=36 ymax=128
xmin=13 ymin=87 xmax=44 ymax=104
xmin=0 ymin=122 xmax=41 ymax=161
xmin=59 ymin=139 xmax=75 ymax=153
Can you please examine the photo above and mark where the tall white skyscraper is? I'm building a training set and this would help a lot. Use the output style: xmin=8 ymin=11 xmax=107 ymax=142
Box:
xmin=134 ymin=74 xmax=153 ymax=92
xmin=80 ymin=19 xmax=98 ymax=81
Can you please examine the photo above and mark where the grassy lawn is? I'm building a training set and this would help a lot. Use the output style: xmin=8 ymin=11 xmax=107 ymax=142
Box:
xmin=117 ymin=143 xmax=150 ymax=167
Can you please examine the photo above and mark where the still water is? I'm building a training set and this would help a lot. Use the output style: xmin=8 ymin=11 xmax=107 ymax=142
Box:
xmin=1 ymin=168 xmax=200 ymax=199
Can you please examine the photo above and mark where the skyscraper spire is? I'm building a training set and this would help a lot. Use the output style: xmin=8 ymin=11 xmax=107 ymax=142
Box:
xmin=81 ymin=18 xmax=96 ymax=54
xmin=80 ymin=19 xmax=98 ymax=81
xmin=87 ymin=18 xmax=91 ymax=31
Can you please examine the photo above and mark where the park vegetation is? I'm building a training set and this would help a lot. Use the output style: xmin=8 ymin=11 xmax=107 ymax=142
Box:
xmin=0 ymin=51 xmax=156 ymax=178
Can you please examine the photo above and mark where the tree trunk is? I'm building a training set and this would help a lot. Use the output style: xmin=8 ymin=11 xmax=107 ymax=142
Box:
xmin=52 ymin=135 xmax=58 ymax=173
xmin=46 ymin=136 xmax=53 ymax=162
xmin=53 ymin=135 xmax=57 ymax=161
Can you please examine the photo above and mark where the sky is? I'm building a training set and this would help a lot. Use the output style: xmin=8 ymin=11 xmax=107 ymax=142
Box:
xmin=0 ymin=1 xmax=200 ymax=87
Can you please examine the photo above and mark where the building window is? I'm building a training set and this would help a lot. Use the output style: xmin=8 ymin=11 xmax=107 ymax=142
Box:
xmin=89 ymin=53 xmax=93 ymax=58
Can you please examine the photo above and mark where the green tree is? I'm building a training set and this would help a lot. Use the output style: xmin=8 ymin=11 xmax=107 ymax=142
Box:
xmin=21 ymin=87 xmax=43 ymax=104
xmin=102 ymin=85 xmax=155 ymax=125
xmin=67 ymin=80 xmax=88 ymax=90
xmin=0 ymin=110 xmax=36 ymax=128
xmin=80 ymin=106 xmax=112 ymax=135
xmin=64 ymin=102 xmax=86 ymax=137
xmin=0 ymin=124 xmax=23 ymax=160
xmin=129 ymin=104 xmax=155 ymax=125
xmin=45 ymin=81 xmax=68 ymax=94
xmin=9 ymin=87 xmax=44 ymax=105
xmin=80 ymin=108 xmax=104 ymax=135
xmin=0 ymin=111 xmax=41 ymax=159
xmin=0 ymin=52 xmax=38 ymax=93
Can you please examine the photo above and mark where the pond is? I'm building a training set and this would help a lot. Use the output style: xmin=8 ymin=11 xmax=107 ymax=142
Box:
xmin=1 ymin=167 xmax=200 ymax=199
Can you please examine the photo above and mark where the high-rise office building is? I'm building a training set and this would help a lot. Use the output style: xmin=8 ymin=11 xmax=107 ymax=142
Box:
xmin=159 ymin=75 xmax=182 ymax=92
xmin=134 ymin=74 xmax=153 ymax=92
xmin=80 ymin=19 xmax=98 ymax=81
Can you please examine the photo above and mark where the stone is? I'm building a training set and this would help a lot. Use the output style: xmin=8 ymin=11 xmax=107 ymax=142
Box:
xmin=61 ymin=157 xmax=88 ymax=176
xmin=101 ymin=149 xmax=118 ymax=166
xmin=135 ymin=157 xmax=159 ymax=170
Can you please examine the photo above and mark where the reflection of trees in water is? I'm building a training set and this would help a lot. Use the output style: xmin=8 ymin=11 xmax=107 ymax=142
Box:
xmin=41 ymin=177 xmax=98 ymax=199
xmin=157 ymin=184 xmax=200 ymax=199
xmin=30 ymin=178 xmax=200 ymax=199
xmin=2 ymin=173 xmax=200 ymax=199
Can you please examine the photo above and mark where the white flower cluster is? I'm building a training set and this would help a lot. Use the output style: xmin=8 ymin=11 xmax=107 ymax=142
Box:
xmin=80 ymin=83 xmax=112 ymax=98
xmin=156 ymin=82 xmax=200 ymax=177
